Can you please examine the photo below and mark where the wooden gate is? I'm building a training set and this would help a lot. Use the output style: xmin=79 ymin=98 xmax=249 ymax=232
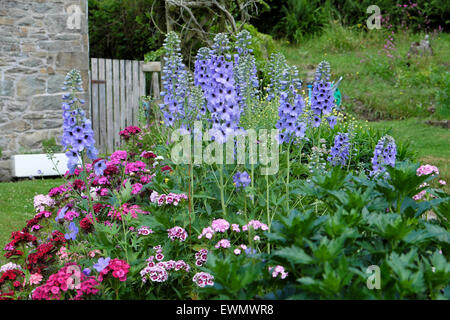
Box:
xmin=90 ymin=58 xmax=161 ymax=154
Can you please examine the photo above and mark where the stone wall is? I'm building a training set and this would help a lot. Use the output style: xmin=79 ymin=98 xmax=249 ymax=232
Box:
xmin=0 ymin=0 xmax=89 ymax=180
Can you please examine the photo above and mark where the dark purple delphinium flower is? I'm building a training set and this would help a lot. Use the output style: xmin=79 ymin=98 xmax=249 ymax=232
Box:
xmin=61 ymin=69 xmax=98 ymax=173
xmin=233 ymin=171 xmax=251 ymax=190
xmin=327 ymin=132 xmax=350 ymax=166
xmin=370 ymin=135 xmax=397 ymax=177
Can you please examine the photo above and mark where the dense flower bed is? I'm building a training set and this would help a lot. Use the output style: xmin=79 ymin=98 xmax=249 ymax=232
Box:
xmin=1 ymin=31 xmax=449 ymax=300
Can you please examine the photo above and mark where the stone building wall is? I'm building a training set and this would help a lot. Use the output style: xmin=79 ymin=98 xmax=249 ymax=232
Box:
xmin=0 ymin=0 xmax=89 ymax=180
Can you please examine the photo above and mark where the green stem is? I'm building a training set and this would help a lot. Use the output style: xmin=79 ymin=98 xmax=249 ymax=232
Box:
xmin=219 ymin=164 xmax=227 ymax=216
xmin=286 ymin=141 xmax=291 ymax=214
xmin=266 ymin=173 xmax=270 ymax=254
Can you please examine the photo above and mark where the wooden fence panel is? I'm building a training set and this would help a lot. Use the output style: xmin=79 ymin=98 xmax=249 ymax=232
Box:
xmin=90 ymin=59 xmax=161 ymax=154
xmin=113 ymin=59 xmax=120 ymax=149
xmin=97 ymin=58 xmax=106 ymax=153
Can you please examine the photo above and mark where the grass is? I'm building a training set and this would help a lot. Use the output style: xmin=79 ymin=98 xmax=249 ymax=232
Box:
xmin=279 ymin=22 xmax=450 ymax=120
xmin=0 ymin=178 xmax=64 ymax=263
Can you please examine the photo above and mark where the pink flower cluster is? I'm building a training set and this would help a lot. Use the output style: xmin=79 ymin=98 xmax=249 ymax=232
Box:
xmin=198 ymin=219 xmax=242 ymax=239
xmin=242 ymin=220 xmax=269 ymax=232
xmin=140 ymin=248 xmax=190 ymax=283
xmin=97 ymin=258 xmax=130 ymax=282
xmin=167 ymin=226 xmax=188 ymax=242
xmin=416 ymin=164 xmax=439 ymax=176
xmin=33 ymin=194 xmax=55 ymax=212
xmin=29 ymin=273 xmax=43 ymax=285
xmin=48 ymin=185 xmax=69 ymax=197
xmin=192 ymin=272 xmax=214 ymax=288
xmin=195 ymin=249 xmax=208 ymax=266
xmin=215 ymin=239 xmax=231 ymax=249
xmin=211 ymin=219 xmax=230 ymax=232
xmin=32 ymin=264 xmax=100 ymax=300
xmin=150 ymin=191 xmax=188 ymax=206
xmin=125 ymin=161 xmax=146 ymax=174
xmin=137 ymin=226 xmax=154 ymax=236
xmin=140 ymin=265 xmax=168 ymax=283
xmin=64 ymin=210 xmax=80 ymax=222
xmin=107 ymin=203 xmax=149 ymax=220
xmin=0 ymin=262 xmax=22 ymax=273
xmin=131 ymin=183 xmax=143 ymax=195
xmin=110 ymin=150 xmax=127 ymax=165
xmin=269 ymin=265 xmax=288 ymax=279
xmin=198 ymin=227 xmax=215 ymax=240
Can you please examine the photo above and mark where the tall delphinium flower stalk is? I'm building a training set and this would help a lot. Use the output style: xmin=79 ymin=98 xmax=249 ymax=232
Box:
xmin=275 ymin=67 xmax=305 ymax=213
xmin=234 ymin=30 xmax=259 ymax=113
xmin=61 ymin=69 xmax=99 ymax=224
xmin=159 ymin=32 xmax=193 ymax=128
xmin=197 ymin=33 xmax=241 ymax=216
xmin=233 ymin=30 xmax=260 ymax=199
xmin=266 ymin=53 xmax=289 ymax=102
xmin=310 ymin=60 xmax=336 ymax=145
xmin=370 ymin=135 xmax=397 ymax=178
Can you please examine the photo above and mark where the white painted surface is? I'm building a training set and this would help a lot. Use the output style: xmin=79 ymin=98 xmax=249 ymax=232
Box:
xmin=11 ymin=153 xmax=68 ymax=177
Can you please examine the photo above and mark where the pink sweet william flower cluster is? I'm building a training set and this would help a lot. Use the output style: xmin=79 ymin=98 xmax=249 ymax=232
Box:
xmin=198 ymin=219 xmax=242 ymax=239
xmin=140 ymin=248 xmax=190 ymax=283
xmin=198 ymin=227 xmax=215 ymax=240
xmin=29 ymin=273 xmax=43 ymax=285
xmin=269 ymin=265 xmax=288 ymax=279
xmin=107 ymin=203 xmax=149 ymax=220
xmin=211 ymin=219 xmax=230 ymax=232
xmin=131 ymin=183 xmax=143 ymax=195
xmin=98 ymin=258 xmax=130 ymax=282
xmin=215 ymin=239 xmax=231 ymax=249
xmin=195 ymin=249 xmax=208 ymax=266
xmin=0 ymin=262 xmax=22 ymax=273
xmin=125 ymin=161 xmax=147 ymax=174
xmin=192 ymin=272 xmax=214 ymax=288
xmin=167 ymin=226 xmax=187 ymax=242
xmin=137 ymin=226 xmax=154 ymax=236
xmin=242 ymin=220 xmax=269 ymax=232
xmin=33 ymin=194 xmax=55 ymax=212
xmin=416 ymin=164 xmax=439 ymax=176
xmin=110 ymin=150 xmax=127 ymax=165
xmin=32 ymin=263 xmax=100 ymax=300
xmin=150 ymin=191 xmax=188 ymax=206
xmin=48 ymin=185 xmax=69 ymax=197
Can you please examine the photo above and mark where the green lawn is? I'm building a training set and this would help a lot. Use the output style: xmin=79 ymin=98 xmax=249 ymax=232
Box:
xmin=0 ymin=178 xmax=64 ymax=263
xmin=279 ymin=24 xmax=450 ymax=120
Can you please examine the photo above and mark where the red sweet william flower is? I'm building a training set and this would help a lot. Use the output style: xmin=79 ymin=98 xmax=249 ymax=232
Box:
xmin=161 ymin=165 xmax=173 ymax=172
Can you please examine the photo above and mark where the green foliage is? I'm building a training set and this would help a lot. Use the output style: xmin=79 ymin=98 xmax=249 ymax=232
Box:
xmin=240 ymin=23 xmax=276 ymax=70
xmin=88 ymin=0 xmax=163 ymax=59
xmin=252 ymin=0 xmax=450 ymax=44
xmin=269 ymin=166 xmax=450 ymax=299
xmin=42 ymin=137 xmax=62 ymax=154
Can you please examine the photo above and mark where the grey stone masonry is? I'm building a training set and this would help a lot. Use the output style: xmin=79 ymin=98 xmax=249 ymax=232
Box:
xmin=0 ymin=0 xmax=89 ymax=180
